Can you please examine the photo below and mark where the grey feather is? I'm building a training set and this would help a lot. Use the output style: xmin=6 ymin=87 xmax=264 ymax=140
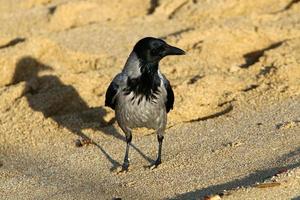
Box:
xmin=108 ymin=52 xmax=168 ymax=132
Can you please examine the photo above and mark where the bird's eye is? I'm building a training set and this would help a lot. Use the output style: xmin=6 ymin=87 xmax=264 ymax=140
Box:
xmin=150 ymin=46 xmax=164 ymax=56
xmin=150 ymin=48 xmax=159 ymax=56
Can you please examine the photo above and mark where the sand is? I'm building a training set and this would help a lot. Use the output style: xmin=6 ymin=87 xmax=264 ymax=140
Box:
xmin=0 ymin=0 xmax=300 ymax=199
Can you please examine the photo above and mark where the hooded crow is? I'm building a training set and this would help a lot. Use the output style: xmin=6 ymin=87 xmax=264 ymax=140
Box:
xmin=105 ymin=37 xmax=185 ymax=171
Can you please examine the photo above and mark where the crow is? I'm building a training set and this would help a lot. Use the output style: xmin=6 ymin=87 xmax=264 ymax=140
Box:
xmin=105 ymin=37 xmax=185 ymax=171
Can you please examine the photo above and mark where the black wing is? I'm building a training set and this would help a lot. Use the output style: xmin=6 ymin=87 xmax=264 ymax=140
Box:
xmin=163 ymin=77 xmax=174 ymax=113
xmin=105 ymin=74 xmax=123 ymax=110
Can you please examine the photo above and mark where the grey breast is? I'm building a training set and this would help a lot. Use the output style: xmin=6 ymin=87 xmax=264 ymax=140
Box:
xmin=116 ymin=83 xmax=167 ymax=130
xmin=114 ymin=52 xmax=168 ymax=130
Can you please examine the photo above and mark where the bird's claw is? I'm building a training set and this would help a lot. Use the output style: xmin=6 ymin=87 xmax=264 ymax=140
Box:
xmin=149 ymin=159 xmax=161 ymax=170
xmin=116 ymin=163 xmax=129 ymax=174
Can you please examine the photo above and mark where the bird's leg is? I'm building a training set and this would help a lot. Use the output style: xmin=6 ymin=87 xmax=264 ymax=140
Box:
xmin=155 ymin=134 xmax=164 ymax=165
xmin=150 ymin=133 xmax=164 ymax=169
xmin=122 ymin=132 xmax=132 ymax=171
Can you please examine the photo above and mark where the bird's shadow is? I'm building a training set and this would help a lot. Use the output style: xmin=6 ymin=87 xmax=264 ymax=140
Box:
xmin=12 ymin=56 xmax=154 ymax=171
xmin=169 ymin=147 xmax=300 ymax=199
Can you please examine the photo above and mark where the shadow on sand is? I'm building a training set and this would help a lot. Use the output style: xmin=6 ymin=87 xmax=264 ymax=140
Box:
xmin=12 ymin=56 xmax=153 ymax=171
xmin=170 ymin=147 xmax=300 ymax=199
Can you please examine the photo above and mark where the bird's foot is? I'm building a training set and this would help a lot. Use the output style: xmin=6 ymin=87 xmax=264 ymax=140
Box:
xmin=116 ymin=162 xmax=129 ymax=174
xmin=149 ymin=159 xmax=161 ymax=170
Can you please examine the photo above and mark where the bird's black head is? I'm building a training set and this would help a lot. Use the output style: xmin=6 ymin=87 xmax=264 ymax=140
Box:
xmin=125 ymin=37 xmax=184 ymax=101
xmin=133 ymin=37 xmax=185 ymax=64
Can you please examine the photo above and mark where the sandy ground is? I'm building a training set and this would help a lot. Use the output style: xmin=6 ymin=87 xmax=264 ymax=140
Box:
xmin=0 ymin=0 xmax=300 ymax=199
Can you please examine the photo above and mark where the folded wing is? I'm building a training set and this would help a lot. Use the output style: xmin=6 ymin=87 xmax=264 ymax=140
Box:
xmin=161 ymin=75 xmax=174 ymax=113
xmin=105 ymin=73 xmax=123 ymax=110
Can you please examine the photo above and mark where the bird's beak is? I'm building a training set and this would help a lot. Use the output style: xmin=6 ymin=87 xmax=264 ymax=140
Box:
xmin=165 ymin=44 xmax=185 ymax=56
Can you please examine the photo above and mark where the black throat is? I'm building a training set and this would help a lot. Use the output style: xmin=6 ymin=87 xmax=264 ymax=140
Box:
xmin=124 ymin=61 xmax=161 ymax=102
